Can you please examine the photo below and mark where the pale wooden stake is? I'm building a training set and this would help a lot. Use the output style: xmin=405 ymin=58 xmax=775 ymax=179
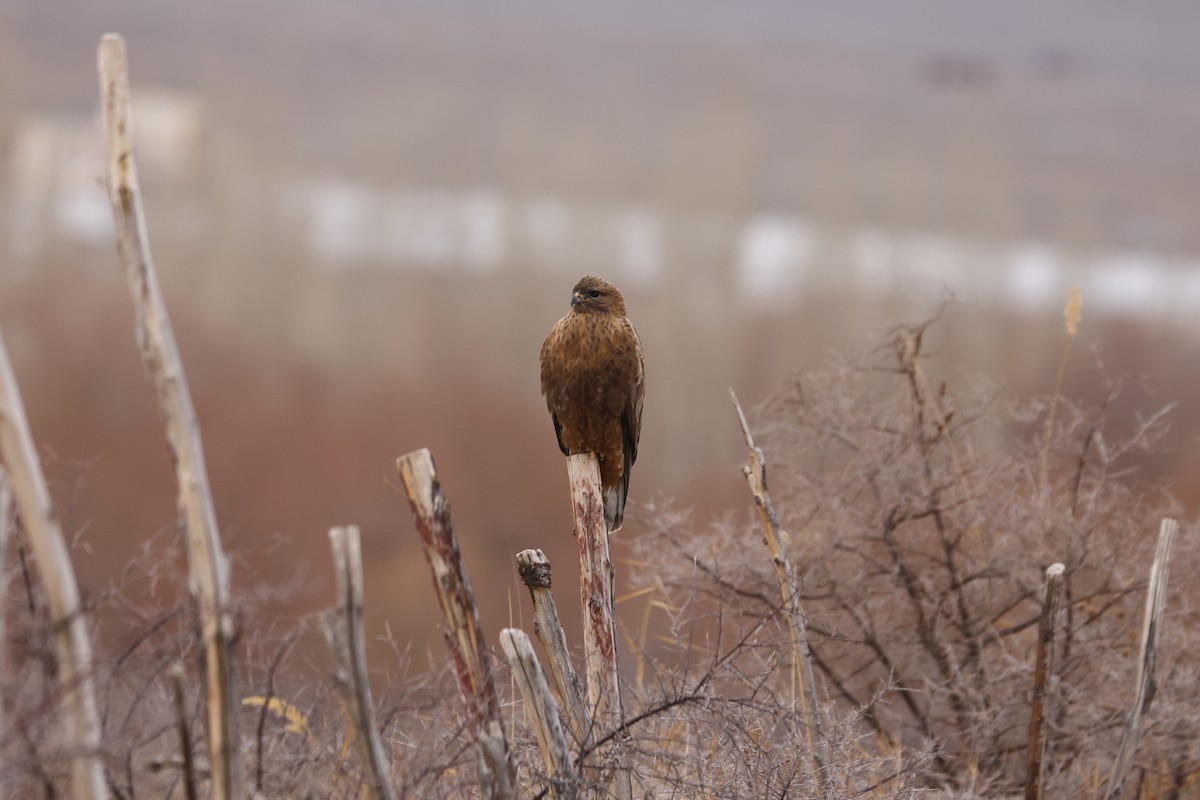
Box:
xmin=500 ymin=627 xmax=578 ymax=798
xmin=0 ymin=332 xmax=108 ymax=800
xmin=1024 ymin=562 xmax=1065 ymax=800
xmin=1103 ymin=518 xmax=1179 ymax=800
xmin=397 ymin=448 xmax=515 ymax=800
xmin=730 ymin=389 xmax=829 ymax=797
xmin=566 ymin=452 xmax=631 ymax=800
xmin=324 ymin=526 xmax=398 ymax=800
xmin=98 ymin=33 xmax=243 ymax=800
xmin=516 ymin=548 xmax=590 ymax=748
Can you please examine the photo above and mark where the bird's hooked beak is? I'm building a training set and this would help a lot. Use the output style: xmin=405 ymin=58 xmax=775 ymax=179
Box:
xmin=571 ymin=291 xmax=584 ymax=307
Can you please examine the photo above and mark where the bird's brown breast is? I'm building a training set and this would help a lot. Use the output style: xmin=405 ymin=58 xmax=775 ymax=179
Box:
xmin=540 ymin=310 xmax=641 ymax=486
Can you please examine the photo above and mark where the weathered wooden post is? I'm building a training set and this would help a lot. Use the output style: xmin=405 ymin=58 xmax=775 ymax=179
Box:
xmin=98 ymin=33 xmax=243 ymax=800
xmin=566 ymin=452 xmax=631 ymax=800
xmin=397 ymin=448 xmax=515 ymax=800
xmin=1103 ymin=518 xmax=1179 ymax=800
xmin=516 ymin=548 xmax=590 ymax=748
xmin=500 ymin=627 xmax=578 ymax=798
xmin=568 ymin=454 xmax=621 ymax=727
xmin=1024 ymin=562 xmax=1065 ymax=800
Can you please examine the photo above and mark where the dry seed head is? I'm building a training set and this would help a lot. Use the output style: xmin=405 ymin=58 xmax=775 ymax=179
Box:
xmin=1064 ymin=287 xmax=1082 ymax=337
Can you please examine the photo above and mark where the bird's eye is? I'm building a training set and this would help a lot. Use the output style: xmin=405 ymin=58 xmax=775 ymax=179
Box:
xmin=588 ymin=290 xmax=601 ymax=298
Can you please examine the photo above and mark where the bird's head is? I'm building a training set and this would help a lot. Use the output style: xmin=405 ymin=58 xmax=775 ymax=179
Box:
xmin=570 ymin=275 xmax=626 ymax=316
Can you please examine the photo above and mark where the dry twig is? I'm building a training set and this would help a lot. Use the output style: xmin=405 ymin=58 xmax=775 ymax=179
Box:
xmin=730 ymin=388 xmax=829 ymax=798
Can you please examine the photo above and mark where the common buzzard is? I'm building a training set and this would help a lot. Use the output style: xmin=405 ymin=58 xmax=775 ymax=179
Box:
xmin=540 ymin=275 xmax=644 ymax=531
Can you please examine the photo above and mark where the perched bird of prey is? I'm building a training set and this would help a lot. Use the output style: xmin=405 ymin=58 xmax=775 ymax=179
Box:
xmin=540 ymin=275 xmax=644 ymax=531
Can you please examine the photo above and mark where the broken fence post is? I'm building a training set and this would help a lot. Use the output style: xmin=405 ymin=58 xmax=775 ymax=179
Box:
xmin=1024 ymin=562 xmax=1065 ymax=800
xmin=516 ymin=548 xmax=590 ymax=748
xmin=397 ymin=448 xmax=515 ymax=800
xmin=500 ymin=627 xmax=578 ymax=798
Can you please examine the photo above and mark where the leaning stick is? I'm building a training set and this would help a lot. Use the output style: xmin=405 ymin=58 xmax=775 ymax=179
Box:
xmin=0 ymin=332 xmax=108 ymax=800
xmin=1103 ymin=518 xmax=1179 ymax=800
xmin=500 ymin=628 xmax=578 ymax=798
xmin=397 ymin=448 xmax=515 ymax=800
xmin=1024 ymin=563 xmax=1065 ymax=800
xmin=516 ymin=548 xmax=590 ymax=747
xmin=98 ymin=33 xmax=243 ymax=800
xmin=324 ymin=526 xmax=398 ymax=800
xmin=730 ymin=389 xmax=829 ymax=797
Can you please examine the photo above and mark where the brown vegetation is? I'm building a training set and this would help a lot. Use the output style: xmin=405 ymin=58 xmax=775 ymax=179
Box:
xmin=0 ymin=307 xmax=1194 ymax=798
xmin=626 ymin=317 xmax=1196 ymax=798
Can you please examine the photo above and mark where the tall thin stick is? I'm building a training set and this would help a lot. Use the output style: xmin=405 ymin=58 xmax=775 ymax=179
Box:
xmin=1103 ymin=518 xmax=1179 ymax=800
xmin=566 ymin=452 xmax=631 ymax=800
xmin=98 ymin=33 xmax=243 ymax=800
xmin=397 ymin=448 xmax=514 ymax=800
xmin=1024 ymin=562 xmax=1065 ymax=800
xmin=324 ymin=526 xmax=398 ymax=800
xmin=0 ymin=331 xmax=108 ymax=800
xmin=730 ymin=389 xmax=829 ymax=796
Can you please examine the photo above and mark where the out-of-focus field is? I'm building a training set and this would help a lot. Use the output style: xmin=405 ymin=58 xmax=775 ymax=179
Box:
xmin=2 ymin=0 xmax=1199 ymax=656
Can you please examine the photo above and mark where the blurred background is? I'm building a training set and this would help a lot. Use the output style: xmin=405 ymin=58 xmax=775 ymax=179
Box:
xmin=2 ymin=0 xmax=1199 ymax=657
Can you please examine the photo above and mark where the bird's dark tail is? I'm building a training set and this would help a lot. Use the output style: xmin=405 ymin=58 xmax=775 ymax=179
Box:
xmin=604 ymin=475 xmax=628 ymax=532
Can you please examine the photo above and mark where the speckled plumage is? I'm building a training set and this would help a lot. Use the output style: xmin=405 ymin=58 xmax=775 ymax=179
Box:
xmin=540 ymin=275 xmax=644 ymax=530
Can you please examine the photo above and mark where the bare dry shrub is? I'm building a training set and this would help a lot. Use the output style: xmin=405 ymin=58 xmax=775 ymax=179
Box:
xmin=1 ymin=314 xmax=1195 ymax=799
xmin=0 ymin=524 xmax=479 ymax=800
xmin=627 ymin=316 xmax=1197 ymax=798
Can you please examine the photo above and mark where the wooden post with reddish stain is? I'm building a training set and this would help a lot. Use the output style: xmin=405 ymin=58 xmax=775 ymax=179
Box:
xmin=567 ymin=452 xmax=620 ymax=727
xmin=397 ymin=448 xmax=515 ymax=800
xmin=567 ymin=452 xmax=632 ymax=799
